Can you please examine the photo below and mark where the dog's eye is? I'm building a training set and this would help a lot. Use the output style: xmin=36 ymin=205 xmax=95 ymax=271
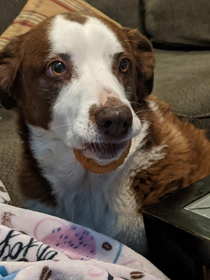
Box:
xmin=51 ymin=62 xmax=66 ymax=76
xmin=119 ymin=58 xmax=129 ymax=73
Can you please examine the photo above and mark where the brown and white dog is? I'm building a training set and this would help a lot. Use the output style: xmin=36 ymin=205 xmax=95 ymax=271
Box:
xmin=1 ymin=13 xmax=210 ymax=254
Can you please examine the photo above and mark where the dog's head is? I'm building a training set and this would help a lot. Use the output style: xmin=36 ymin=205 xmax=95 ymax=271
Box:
xmin=0 ymin=13 xmax=155 ymax=165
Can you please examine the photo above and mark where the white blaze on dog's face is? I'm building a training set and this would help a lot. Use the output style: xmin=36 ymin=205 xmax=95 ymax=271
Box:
xmin=0 ymin=13 xmax=155 ymax=165
xmin=48 ymin=15 xmax=140 ymax=164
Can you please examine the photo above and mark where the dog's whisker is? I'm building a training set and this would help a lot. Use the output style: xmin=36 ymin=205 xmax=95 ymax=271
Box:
xmin=51 ymin=118 xmax=91 ymax=132
xmin=146 ymin=131 xmax=156 ymax=148
xmin=62 ymin=135 xmax=71 ymax=149
xmin=62 ymin=132 xmax=78 ymax=148
xmin=141 ymin=119 xmax=162 ymax=130
xmin=138 ymin=117 xmax=162 ymax=131
xmin=50 ymin=123 xmax=74 ymax=130
xmin=135 ymin=110 xmax=153 ymax=115
xmin=130 ymin=101 xmax=145 ymax=107
xmin=74 ymin=134 xmax=81 ymax=147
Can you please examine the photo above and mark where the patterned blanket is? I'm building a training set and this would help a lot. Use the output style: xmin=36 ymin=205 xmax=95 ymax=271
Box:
xmin=0 ymin=180 xmax=169 ymax=279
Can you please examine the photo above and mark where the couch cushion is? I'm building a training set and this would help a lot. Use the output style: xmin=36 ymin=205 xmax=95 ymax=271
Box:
xmin=153 ymin=49 xmax=210 ymax=138
xmin=144 ymin=0 xmax=210 ymax=48
xmin=153 ymin=49 xmax=210 ymax=118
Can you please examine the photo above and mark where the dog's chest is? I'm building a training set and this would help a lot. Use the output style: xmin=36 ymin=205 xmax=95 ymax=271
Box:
xmin=26 ymin=125 xmax=165 ymax=253
xmin=27 ymin=127 xmax=140 ymax=225
xmin=25 ymin=150 xmax=146 ymax=251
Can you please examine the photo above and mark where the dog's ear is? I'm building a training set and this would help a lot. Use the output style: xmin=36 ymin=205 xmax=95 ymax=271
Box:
xmin=124 ymin=28 xmax=155 ymax=100
xmin=0 ymin=36 xmax=24 ymax=110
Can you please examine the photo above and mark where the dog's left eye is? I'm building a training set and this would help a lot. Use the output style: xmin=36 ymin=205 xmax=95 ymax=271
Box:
xmin=51 ymin=62 xmax=66 ymax=76
xmin=119 ymin=58 xmax=129 ymax=73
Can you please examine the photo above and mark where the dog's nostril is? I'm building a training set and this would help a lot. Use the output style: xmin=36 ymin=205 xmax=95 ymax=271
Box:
xmin=123 ymin=119 xmax=132 ymax=129
xmin=104 ymin=120 xmax=113 ymax=129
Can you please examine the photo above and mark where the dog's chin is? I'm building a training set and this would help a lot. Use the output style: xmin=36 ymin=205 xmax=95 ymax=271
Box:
xmin=82 ymin=141 xmax=128 ymax=166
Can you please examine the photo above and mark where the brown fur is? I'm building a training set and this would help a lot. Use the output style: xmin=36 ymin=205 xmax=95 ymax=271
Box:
xmin=17 ymin=113 xmax=56 ymax=205
xmin=133 ymin=94 xmax=210 ymax=211
xmin=0 ymin=17 xmax=59 ymax=205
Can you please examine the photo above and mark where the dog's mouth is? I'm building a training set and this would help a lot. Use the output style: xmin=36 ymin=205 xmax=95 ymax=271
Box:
xmin=82 ymin=141 xmax=128 ymax=164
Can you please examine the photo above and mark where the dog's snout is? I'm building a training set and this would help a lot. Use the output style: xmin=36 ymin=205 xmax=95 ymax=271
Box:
xmin=95 ymin=106 xmax=133 ymax=138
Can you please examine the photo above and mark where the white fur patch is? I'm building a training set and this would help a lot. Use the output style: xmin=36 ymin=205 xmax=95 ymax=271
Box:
xmin=148 ymin=100 xmax=164 ymax=123
xmin=48 ymin=15 xmax=141 ymax=156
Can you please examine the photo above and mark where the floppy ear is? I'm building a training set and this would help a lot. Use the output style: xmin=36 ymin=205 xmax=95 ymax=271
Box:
xmin=0 ymin=36 xmax=23 ymax=109
xmin=124 ymin=28 xmax=155 ymax=101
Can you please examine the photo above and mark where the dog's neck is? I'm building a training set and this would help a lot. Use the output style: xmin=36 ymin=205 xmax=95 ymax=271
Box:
xmin=22 ymin=119 xmax=159 ymax=254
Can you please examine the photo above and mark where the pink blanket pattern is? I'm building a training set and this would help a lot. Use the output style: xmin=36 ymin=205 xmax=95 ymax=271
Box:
xmin=0 ymin=180 xmax=169 ymax=280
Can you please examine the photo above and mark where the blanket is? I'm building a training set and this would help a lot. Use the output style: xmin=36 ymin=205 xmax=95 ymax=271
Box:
xmin=0 ymin=180 xmax=169 ymax=279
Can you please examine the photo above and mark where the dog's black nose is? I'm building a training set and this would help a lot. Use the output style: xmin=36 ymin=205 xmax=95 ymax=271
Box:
xmin=95 ymin=106 xmax=133 ymax=138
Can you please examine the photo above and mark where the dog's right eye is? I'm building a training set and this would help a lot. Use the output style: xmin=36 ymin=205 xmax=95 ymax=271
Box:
xmin=51 ymin=62 xmax=66 ymax=76
xmin=47 ymin=61 xmax=67 ymax=78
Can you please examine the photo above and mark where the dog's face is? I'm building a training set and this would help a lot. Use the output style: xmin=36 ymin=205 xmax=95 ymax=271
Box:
xmin=0 ymin=13 xmax=155 ymax=165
